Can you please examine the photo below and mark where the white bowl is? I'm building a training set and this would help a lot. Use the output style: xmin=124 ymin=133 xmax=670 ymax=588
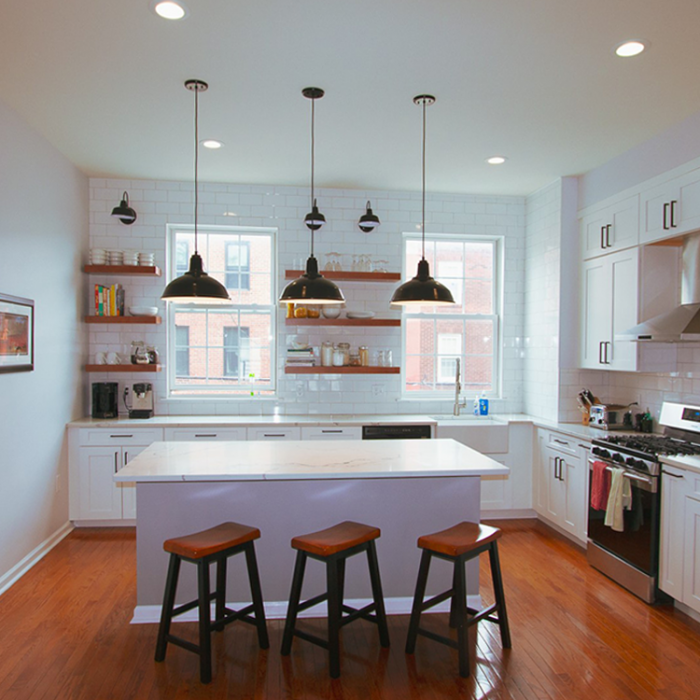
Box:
xmin=129 ymin=306 xmax=159 ymax=317
xmin=322 ymin=306 xmax=342 ymax=319
xmin=346 ymin=311 xmax=375 ymax=319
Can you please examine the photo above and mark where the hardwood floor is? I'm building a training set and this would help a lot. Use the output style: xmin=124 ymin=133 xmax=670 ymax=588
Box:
xmin=1 ymin=519 xmax=699 ymax=699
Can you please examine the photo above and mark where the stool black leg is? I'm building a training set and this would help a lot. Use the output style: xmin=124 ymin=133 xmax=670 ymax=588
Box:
xmin=215 ymin=555 xmax=227 ymax=627
xmin=155 ymin=553 xmax=181 ymax=662
xmin=405 ymin=550 xmax=432 ymax=654
xmin=244 ymin=542 xmax=269 ymax=649
xmin=281 ymin=551 xmax=307 ymax=656
xmin=326 ymin=556 xmax=342 ymax=678
xmin=449 ymin=563 xmax=459 ymax=629
xmin=197 ymin=560 xmax=213 ymax=684
xmin=366 ymin=541 xmax=390 ymax=648
xmin=453 ymin=555 xmax=469 ymax=678
xmin=489 ymin=542 xmax=511 ymax=648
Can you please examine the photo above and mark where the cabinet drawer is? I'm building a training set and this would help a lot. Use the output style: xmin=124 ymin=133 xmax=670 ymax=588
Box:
xmin=545 ymin=431 xmax=579 ymax=457
xmin=247 ymin=427 xmax=301 ymax=441
xmin=163 ymin=427 xmax=246 ymax=441
xmin=77 ymin=428 xmax=163 ymax=446
xmin=301 ymin=426 xmax=362 ymax=440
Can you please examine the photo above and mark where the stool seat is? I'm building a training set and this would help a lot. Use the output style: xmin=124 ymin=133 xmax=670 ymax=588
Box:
xmin=163 ymin=522 xmax=260 ymax=559
xmin=292 ymin=520 xmax=380 ymax=556
xmin=418 ymin=522 xmax=501 ymax=557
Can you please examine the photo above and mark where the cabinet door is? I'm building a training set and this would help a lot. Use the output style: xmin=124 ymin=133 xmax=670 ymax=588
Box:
xmin=640 ymin=180 xmax=680 ymax=244
xmin=163 ymin=427 xmax=246 ymax=441
xmin=542 ymin=444 xmax=564 ymax=521
xmin=581 ymin=197 xmax=639 ymax=260
xmin=120 ymin=444 xmax=149 ymax=519
xmin=581 ymin=209 xmax=610 ymax=260
xmin=480 ymin=456 xmax=511 ymax=511
xmin=675 ymin=169 xmax=700 ymax=235
xmin=301 ymin=426 xmax=363 ymax=440
xmin=683 ymin=495 xmax=700 ymax=614
xmin=608 ymin=247 xmax=639 ymax=371
xmin=560 ymin=453 xmax=586 ymax=542
xmin=78 ymin=447 xmax=122 ymax=520
xmin=660 ymin=469 xmax=689 ymax=599
xmin=247 ymin=427 xmax=301 ymax=441
xmin=580 ymin=258 xmax=610 ymax=369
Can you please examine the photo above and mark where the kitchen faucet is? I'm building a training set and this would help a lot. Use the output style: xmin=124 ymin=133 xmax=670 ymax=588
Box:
xmin=453 ymin=358 xmax=467 ymax=416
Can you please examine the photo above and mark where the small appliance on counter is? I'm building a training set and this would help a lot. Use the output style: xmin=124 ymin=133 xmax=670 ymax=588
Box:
xmin=588 ymin=402 xmax=638 ymax=430
xmin=123 ymin=383 xmax=154 ymax=419
xmin=92 ymin=382 xmax=119 ymax=419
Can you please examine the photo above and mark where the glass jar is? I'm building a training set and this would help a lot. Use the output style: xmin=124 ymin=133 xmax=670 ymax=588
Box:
xmin=321 ymin=341 xmax=334 ymax=367
xmin=337 ymin=342 xmax=351 ymax=366
xmin=332 ymin=348 xmax=345 ymax=367
xmin=359 ymin=346 xmax=369 ymax=366
xmin=146 ymin=346 xmax=159 ymax=364
xmin=349 ymin=353 xmax=361 ymax=366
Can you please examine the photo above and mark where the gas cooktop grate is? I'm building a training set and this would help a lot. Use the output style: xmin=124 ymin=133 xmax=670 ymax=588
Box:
xmin=596 ymin=434 xmax=700 ymax=457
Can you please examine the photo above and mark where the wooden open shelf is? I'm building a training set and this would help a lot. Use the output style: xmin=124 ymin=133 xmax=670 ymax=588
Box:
xmin=85 ymin=316 xmax=161 ymax=324
xmin=85 ymin=364 xmax=162 ymax=373
xmin=285 ymin=366 xmax=400 ymax=375
xmin=84 ymin=264 xmax=161 ymax=276
xmin=285 ymin=318 xmax=400 ymax=327
xmin=284 ymin=270 xmax=400 ymax=282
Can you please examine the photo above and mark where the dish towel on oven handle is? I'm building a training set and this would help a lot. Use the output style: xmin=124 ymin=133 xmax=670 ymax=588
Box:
xmin=604 ymin=467 xmax=632 ymax=532
xmin=591 ymin=460 xmax=611 ymax=510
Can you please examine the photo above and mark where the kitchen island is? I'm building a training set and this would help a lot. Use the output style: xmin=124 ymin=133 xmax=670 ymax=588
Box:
xmin=115 ymin=438 xmax=509 ymax=622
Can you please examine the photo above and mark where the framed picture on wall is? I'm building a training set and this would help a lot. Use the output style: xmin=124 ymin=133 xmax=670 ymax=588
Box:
xmin=0 ymin=293 xmax=34 ymax=373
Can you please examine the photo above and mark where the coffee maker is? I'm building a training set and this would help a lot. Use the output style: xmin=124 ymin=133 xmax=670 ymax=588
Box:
xmin=92 ymin=382 xmax=119 ymax=419
xmin=124 ymin=383 xmax=154 ymax=419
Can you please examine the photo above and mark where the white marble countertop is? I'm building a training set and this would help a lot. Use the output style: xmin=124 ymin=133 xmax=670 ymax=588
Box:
xmin=660 ymin=454 xmax=700 ymax=475
xmin=114 ymin=438 xmax=510 ymax=482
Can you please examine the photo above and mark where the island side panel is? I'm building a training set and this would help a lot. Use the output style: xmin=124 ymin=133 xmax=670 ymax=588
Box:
xmin=136 ymin=475 xmax=481 ymax=613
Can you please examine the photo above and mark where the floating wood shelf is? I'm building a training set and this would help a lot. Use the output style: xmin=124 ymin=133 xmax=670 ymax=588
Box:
xmin=285 ymin=318 xmax=400 ymax=327
xmin=285 ymin=366 xmax=400 ymax=375
xmin=84 ymin=264 xmax=161 ymax=276
xmin=85 ymin=364 xmax=162 ymax=373
xmin=284 ymin=270 xmax=400 ymax=282
xmin=85 ymin=316 xmax=162 ymax=324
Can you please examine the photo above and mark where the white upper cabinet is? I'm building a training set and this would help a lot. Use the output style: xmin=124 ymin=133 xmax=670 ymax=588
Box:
xmin=640 ymin=168 xmax=700 ymax=244
xmin=581 ymin=195 xmax=639 ymax=259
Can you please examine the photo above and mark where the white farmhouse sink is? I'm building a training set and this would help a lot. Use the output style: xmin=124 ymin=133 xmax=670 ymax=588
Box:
xmin=431 ymin=416 xmax=509 ymax=453
xmin=430 ymin=415 xmax=504 ymax=425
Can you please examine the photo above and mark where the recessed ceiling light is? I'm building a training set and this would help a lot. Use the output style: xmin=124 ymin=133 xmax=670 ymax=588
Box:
xmin=615 ymin=40 xmax=646 ymax=57
xmin=201 ymin=139 xmax=223 ymax=149
xmin=151 ymin=1 xmax=189 ymax=20
xmin=486 ymin=156 xmax=507 ymax=165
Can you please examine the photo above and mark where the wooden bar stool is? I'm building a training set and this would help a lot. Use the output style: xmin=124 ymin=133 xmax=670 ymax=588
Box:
xmin=280 ymin=520 xmax=390 ymax=678
xmin=405 ymin=521 xmax=511 ymax=677
xmin=154 ymin=521 xmax=269 ymax=684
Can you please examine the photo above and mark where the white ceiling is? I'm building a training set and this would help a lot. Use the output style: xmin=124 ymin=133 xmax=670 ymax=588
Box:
xmin=3 ymin=0 xmax=700 ymax=197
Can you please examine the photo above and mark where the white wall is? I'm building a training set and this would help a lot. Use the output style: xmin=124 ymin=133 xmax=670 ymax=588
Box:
xmin=88 ymin=178 xmax=526 ymax=416
xmin=0 ymin=98 xmax=88 ymax=587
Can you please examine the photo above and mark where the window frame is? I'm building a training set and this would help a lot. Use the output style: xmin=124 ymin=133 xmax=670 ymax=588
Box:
xmin=164 ymin=224 xmax=278 ymax=399
xmin=224 ymin=240 xmax=251 ymax=290
xmin=400 ymin=233 xmax=502 ymax=400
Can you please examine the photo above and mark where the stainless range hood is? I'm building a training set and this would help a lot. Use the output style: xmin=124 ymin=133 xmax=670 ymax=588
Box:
xmin=618 ymin=234 xmax=700 ymax=342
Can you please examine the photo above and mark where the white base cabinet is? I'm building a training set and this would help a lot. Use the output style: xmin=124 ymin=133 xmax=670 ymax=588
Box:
xmin=660 ymin=465 xmax=700 ymax=616
xmin=535 ymin=429 xmax=589 ymax=543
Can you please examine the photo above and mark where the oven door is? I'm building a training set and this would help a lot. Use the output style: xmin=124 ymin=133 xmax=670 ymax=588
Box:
xmin=587 ymin=459 xmax=659 ymax=575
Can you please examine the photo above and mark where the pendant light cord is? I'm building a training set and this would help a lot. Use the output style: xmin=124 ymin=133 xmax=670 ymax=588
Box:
xmin=310 ymin=95 xmax=316 ymax=257
xmin=193 ymin=84 xmax=200 ymax=255
xmin=421 ymin=97 xmax=426 ymax=261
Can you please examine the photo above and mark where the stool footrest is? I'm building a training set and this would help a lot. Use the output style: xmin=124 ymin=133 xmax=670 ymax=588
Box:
xmin=420 ymin=588 xmax=454 ymax=612
xmin=210 ymin=603 xmax=257 ymax=631
xmin=339 ymin=603 xmax=378 ymax=627
xmin=416 ymin=627 xmax=459 ymax=650
xmin=466 ymin=603 xmax=498 ymax=627
xmin=165 ymin=633 xmax=201 ymax=655
xmin=296 ymin=592 xmax=328 ymax=613
xmin=293 ymin=628 xmax=329 ymax=650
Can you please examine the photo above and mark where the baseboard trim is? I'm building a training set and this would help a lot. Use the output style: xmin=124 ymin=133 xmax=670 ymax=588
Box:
xmin=0 ymin=521 xmax=74 ymax=597
xmin=482 ymin=508 xmax=537 ymax=520
xmin=674 ymin=600 xmax=700 ymax=624
xmin=130 ymin=594 xmax=483 ymax=625
xmin=72 ymin=519 xmax=136 ymax=528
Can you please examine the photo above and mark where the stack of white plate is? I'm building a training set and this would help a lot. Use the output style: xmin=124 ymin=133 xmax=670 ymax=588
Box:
xmin=138 ymin=252 xmax=155 ymax=267
xmin=108 ymin=250 xmax=124 ymax=265
xmin=123 ymin=250 xmax=139 ymax=266
xmin=90 ymin=248 xmax=106 ymax=265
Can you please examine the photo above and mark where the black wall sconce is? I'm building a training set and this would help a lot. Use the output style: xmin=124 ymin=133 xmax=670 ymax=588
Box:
xmin=358 ymin=200 xmax=380 ymax=232
xmin=111 ymin=191 xmax=137 ymax=225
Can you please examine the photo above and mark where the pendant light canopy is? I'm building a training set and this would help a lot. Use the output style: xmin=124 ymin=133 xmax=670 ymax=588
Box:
xmin=111 ymin=191 xmax=137 ymax=225
xmin=279 ymin=87 xmax=344 ymax=306
xmin=358 ymin=200 xmax=380 ymax=232
xmin=162 ymin=80 xmax=231 ymax=304
xmin=391 ymin=95 xmax=455 ymax=307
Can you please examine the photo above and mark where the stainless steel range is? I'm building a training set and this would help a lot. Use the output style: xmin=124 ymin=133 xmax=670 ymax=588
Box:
xmin=587 ymin=401 xmax=700 ymax=603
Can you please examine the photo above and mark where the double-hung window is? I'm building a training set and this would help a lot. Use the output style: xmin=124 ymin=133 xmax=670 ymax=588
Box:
xmin=402 ymin=234 xmax=501 ymax=397
xmin=166 ymin=225 xmax=276 ymax=397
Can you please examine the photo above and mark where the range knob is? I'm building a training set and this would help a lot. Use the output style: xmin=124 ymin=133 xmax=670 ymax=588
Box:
xmin=612 ymin=453 xmax=624 ymax=463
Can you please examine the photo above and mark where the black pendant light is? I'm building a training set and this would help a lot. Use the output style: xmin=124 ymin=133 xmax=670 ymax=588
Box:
xmin=358 ymin=200 xmax=380 ymax=232
xmin=391 ymin=95 xmax=455 ymax=306
xmin=162 ymin=80 xmax=231 ymax=304
xmin=111 ymin=191 xmax=137 ymax=224
xmin=279 ymin=87 xmax=344 ymax=305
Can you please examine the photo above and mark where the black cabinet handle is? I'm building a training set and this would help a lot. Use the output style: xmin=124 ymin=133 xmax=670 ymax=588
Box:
xmin=194 ymin=434 xmax=217 ymax=438
xmin=598 ymin=342 xmax=604 ymax=365
xmin=554 ymin=438 xmax=569 ymax=446
xmin=578 ymin=444 xmax=590 ymax=450
xmin=670 ymin=200 xmax=678 ymax=228
xmin=111 ymin=434 xmax=133 ymax=438
xmin=114 ymin=452 xmax=119 ymax=474
xmin=663 ymin=202 xmax=670 ymax=230
xmin=602 ymin=341 xmax=611 ymax=365
xmin=605 ymin=224 xmax=611 ymax=248
xmin=600 ymin=226 xmax=606 ymax=249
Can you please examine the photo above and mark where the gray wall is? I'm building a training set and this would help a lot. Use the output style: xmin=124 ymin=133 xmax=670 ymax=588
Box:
xmin=0 ymin=97 xmax=88 ymax=589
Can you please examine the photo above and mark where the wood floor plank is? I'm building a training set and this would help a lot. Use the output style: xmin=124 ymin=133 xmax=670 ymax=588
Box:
xmin=2 ymin=521 xmax=700 ymax=699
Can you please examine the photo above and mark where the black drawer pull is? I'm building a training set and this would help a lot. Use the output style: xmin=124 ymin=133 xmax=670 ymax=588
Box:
xmin=111 ymin=434 xmax=133 ymax=438
xmin=194 ymin=434 xmax=217 ymax=438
